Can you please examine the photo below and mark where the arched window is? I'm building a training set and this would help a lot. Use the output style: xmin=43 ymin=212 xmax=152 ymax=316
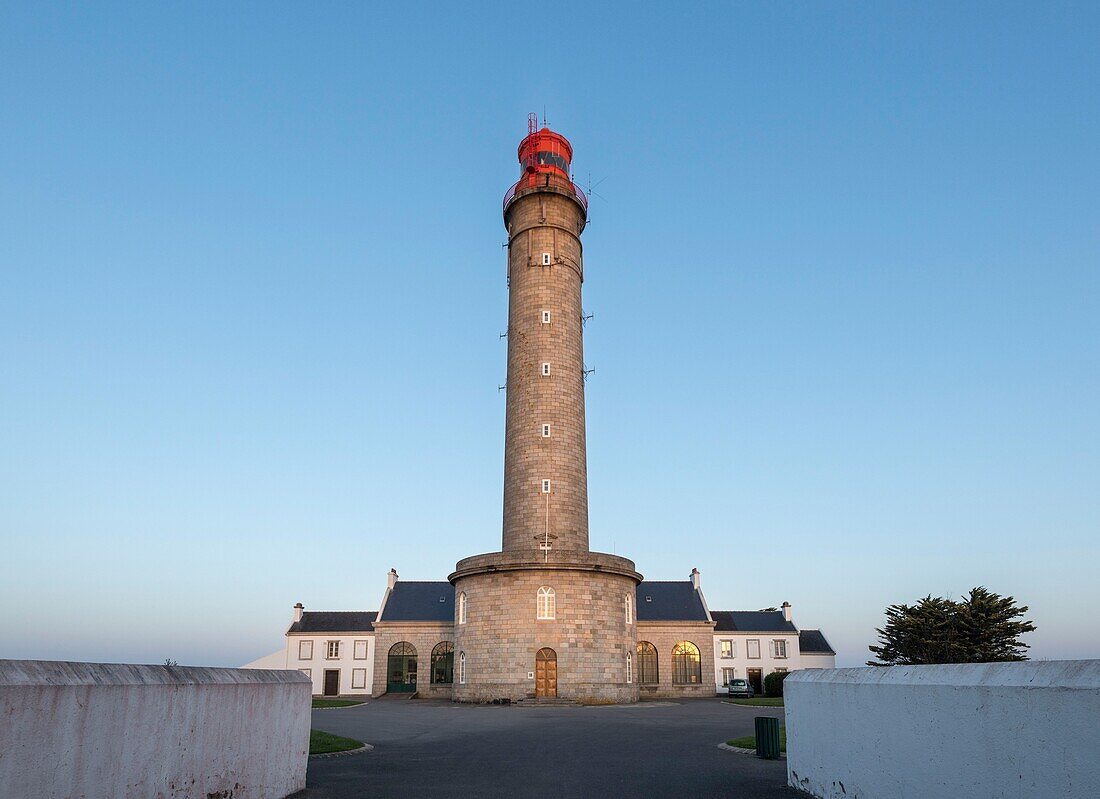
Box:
xmin=458 ymin=592 xmax=467 ymax=624
xmin=430 ymin=641 xmax=454 ymax=684
xmin=672 ymin=641 xmax=702 ymax=685
xmin=636 ymin=641 xmax=658 ymax=685
xmin=387 ymin=641 xmax=417 ymax=693
xmin=626 ymin=652 xmax=633 ymax=684
xmin=536 ymin=586 xmax=555 ymax=620
xmin=459 ymin=651 xmax=466 ymax=684
xmin=625 ymin=593 xmax=633 ymax=624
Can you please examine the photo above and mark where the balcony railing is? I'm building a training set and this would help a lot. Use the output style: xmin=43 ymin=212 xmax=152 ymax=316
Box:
xmin=503 ymin=180 xmax=588 ymax=218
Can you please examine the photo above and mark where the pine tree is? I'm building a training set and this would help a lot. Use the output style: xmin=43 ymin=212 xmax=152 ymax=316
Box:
xmin=867 ymin=586 xmax=1035 ymax=666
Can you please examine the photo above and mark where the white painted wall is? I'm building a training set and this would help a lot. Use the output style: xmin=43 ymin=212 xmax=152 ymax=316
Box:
xmin=286 ymin=634 xmax=375 ymax=695
xmin=242 ymin=648 xmax=287 ymax=669
xmin=799 ymin=653 xmax=836 ymax=669
xmin=0 ymin=659 xmax=310 ymax=799
xmin=785 ymin=660 xmax=1100 ymax=799
xmin=712 ymin=633 xmax=799 ymax=693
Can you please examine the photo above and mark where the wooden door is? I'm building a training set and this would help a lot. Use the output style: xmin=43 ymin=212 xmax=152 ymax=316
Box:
xmin=747 ymin=668 xmax=763 ymax=695
xmin=323 ymin=669 xmax=340 ymax=696
xmin=535 ymin=648 xmax=557 ymax=698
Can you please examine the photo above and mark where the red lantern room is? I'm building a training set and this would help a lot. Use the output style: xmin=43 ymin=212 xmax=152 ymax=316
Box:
xmin=503 ymin=113 xmax=588 ymax=221
xmin=518 ymin=113 xmax=573 ymax=179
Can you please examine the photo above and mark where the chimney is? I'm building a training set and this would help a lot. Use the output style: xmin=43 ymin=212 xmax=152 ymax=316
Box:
xmin=690 ymin=568 xmax=701 ymax=590
xmin=388 ymin=568 xmax=399 ymax=590
xmin=782 ymin=601 xmax=792 ymax=622
xmin=293 ymin=602 xmax=304 ymax=623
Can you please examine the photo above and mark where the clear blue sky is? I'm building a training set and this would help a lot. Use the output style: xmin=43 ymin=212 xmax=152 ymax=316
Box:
xmin=2 ymin=3 xmax=1097 ymax=668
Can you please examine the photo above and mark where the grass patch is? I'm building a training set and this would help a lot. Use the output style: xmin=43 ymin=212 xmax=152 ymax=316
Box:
xmin=722 ymin=697 xmax=785 ymax=707
xmin=312 ymin=699 xmax=365 ymax=708
xmin=309 ymin=729 xmax=365 ymax=755
xmin=727 ymin=727 xmax=787 ymax=753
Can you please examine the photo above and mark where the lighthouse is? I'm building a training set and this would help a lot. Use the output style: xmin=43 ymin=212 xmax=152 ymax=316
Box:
xmin=449 ymin=116 xmax=643 ymax=703
xmin=501 ymin=116 xmax=592 ymax=555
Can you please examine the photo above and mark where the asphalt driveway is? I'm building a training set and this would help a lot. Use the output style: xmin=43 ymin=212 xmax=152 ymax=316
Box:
xmin=302 ymin=698 xmax=798 ymax=798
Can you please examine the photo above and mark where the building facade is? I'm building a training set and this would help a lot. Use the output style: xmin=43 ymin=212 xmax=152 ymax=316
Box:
xmin=244 ymin=118 xmax=836 ymax=701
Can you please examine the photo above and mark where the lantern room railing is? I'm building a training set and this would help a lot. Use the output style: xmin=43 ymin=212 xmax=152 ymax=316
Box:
xmin=503 ymin=180 xmax=588 ymax=218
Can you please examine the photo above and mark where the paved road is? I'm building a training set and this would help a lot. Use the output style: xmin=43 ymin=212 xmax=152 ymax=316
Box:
xmin=302 ymin=698 xmax=799 ymax=798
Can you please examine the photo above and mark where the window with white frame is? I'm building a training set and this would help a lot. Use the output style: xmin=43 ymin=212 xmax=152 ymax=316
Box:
xmin=536 ymin=586 xmax=556 ymax=620
xmin=458 ymin=592 xmax=467 ymax=624
xmin=541 ymin=362 xmax=551 ymax=376
xmin=721 ymin=667 xmax=736 ymax=687
xmin=747 ymin=639 xmax=761 ymax=659
xmin=353 ymin=640 xmax=368 ymax=660
xmin=542 ymin=310 xmax=551 ymax=324
xmin=626 ymin=652 xmax=633 ymax=684
xmin=298 ymin=640 xmax=313 ymax=660
xmin=773 ymin=640 xmax=789 ymax=659
xmin=351 ymin=668 xmax=367 ymax=689
xmin=720 ymin=639 xmax=734 ymax=659
xmin=625 ymin=593 xmax=633 ymax=625
xmin=459 ymin=651 xmax=466 ymax=684
xmin=300 ymin=668 xmax=311 ymax=679
xmin=326 ymin=640 xmax=341 ymax=660
xmin=542 ymin=252 xmax=551 ymax=266
xmin=542 ymin=424 xmax=551 ymax=438
xmin=541 ymin=479 xmax=551 ymax=493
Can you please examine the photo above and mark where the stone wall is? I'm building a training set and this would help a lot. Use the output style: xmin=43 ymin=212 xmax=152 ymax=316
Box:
xmin=369 ymin=622 xmax=455 ymax=698
xmin=502 ymin=183 xmax=590 ymax=555
xmin=785 ymin=660 xmax=1100 ymax=799
xmin=0 ymin=659 xmax=310 ymax=799
xmin=452 ymin=566 xmax=638 ymax=703
xmin=635 ymin=622 xmax=717 ymax=699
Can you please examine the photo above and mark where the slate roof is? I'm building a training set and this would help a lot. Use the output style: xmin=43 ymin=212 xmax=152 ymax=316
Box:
xmin=287 ymin=611 xmax=377 ymax=634
xmin=798 ymin=629 xmax=836 ymax=655
xmin=710 ymin=610 xmax=798 ymax=633
xmin=381 ymin=581 xmax=454 ymax=622
xmin=635 ymin=581 xmax=709 ymax=622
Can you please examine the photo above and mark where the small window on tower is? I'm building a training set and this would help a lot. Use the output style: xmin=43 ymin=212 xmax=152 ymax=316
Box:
xmin=541 ymin=479 xmax=551 ymax=493
xmin=542 ymin=310 xmax=551 ymax=324
xmin=541 ymin=362 xmax=551 ymax=376
xmin=542 ymin=252 xmax=552 ymax=266
xmin=542 ymin=424 xmax=551 ymax=438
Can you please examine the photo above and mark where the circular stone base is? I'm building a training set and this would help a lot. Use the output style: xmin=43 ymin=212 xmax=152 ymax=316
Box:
xmin=449 ymin=554 xmax=641 ymax=704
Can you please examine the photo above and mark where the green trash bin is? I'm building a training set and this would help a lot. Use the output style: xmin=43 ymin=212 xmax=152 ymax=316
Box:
xmin=754 ymin=716 xmax=781 ymax=759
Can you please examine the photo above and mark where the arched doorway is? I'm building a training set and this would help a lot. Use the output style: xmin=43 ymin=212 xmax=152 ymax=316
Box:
xmin=387 ymin=642 xmax=417 ymax=693
xmin=535 ymin=647 xmax=557 ymax=698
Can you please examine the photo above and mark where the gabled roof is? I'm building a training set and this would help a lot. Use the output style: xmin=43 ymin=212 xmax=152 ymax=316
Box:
xmin=287 ymin=611 xmax=377 ymax=635
xmin=635 ymin=581 xmax=709 ymax=622
xmin=798 ymin=629 xmax=836 ymax=655
xmin=381 ymin=581 xmax=454 ymax=622
xmin=710 ymin=610 xmax=797 ymax=633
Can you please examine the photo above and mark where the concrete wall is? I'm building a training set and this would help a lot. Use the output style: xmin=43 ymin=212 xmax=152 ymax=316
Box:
xmin=785 ymin=660 xmax=1100 ymax=799
xmin=0 ymin=659 xmax=311 ymax=799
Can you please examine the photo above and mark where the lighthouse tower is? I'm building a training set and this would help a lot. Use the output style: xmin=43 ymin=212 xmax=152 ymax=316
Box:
xmin=501 ymin=117 xmax=591 ymax=555
xmin=450 ymin=116 xmax=642 ymax=703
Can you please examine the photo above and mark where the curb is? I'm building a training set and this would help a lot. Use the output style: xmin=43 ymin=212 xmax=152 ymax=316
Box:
xmin=309 ymin=743 xmax=374 ymax=760
xmin=312 ymin=702 xmax=368 ymax=710
xmin=717 ymin=742 xmax=786 ymax=759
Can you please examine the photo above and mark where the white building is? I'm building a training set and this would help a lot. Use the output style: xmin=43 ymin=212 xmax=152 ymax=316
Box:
xmin=711 ymin=603 xmax=836 ymax=695
xmin=244 ymin=604 xmax=377 ymax=697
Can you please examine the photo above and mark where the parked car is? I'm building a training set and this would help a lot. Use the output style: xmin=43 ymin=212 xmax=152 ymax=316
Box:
xmin=727 ymin=678 xmax=754 ymax=698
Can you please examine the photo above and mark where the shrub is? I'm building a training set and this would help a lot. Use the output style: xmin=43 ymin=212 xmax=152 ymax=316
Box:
xmin=763 ymin=671 xmax=790 ymax=698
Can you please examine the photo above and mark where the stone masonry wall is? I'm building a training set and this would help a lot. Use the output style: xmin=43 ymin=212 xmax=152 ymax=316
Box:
xmin=502 ymin=186 xmax=590 ymax=555
xmin=369 ymin=622 xmax=455 ymax=699
xmin=635 ymin=622 xmax=718 ymax=699
xmin=452 ymin=567 xmax=638 ymax=703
